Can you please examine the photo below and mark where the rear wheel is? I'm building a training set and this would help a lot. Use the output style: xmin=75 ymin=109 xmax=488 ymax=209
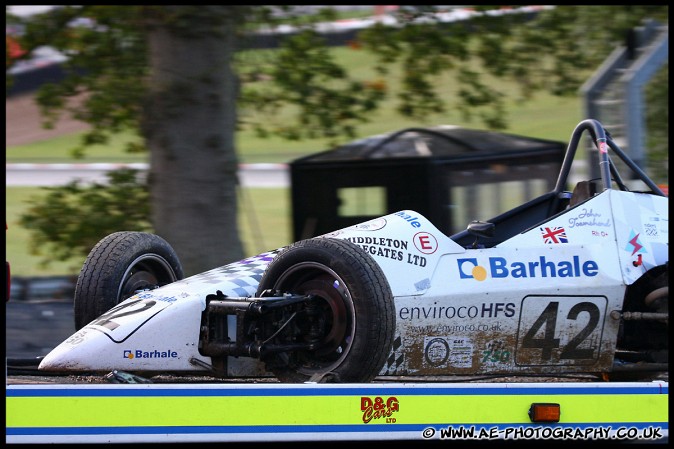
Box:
xmin=73 ymin=232 xmax=184 ymax=329
xmin=256 ymin=238 xmax=395 ymax=383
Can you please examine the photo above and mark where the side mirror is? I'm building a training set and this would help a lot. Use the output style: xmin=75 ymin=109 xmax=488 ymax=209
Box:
xmin=466 ymin=220 xmax=495 ymax=238
xmin=466 ymin=221 xmax=495 ymax=249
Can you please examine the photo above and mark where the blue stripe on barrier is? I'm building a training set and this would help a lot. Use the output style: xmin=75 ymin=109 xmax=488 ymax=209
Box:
xmin=6 ymin=422 xmax=669 ymax=436
xmin=6 ymin=384 xmax=668 ymax=397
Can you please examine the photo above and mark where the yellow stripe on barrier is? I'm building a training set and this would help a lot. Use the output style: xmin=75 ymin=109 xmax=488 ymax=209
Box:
xmin=6 ymin=382 xmax=668 ymax=443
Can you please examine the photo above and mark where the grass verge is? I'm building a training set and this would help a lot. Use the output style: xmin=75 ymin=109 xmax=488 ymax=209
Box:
xmin=7 ymin=187 xmax=292 ymax=277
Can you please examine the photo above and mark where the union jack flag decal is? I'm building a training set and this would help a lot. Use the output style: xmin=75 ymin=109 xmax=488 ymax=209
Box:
xmin=541 ymin=226 xmax=568 ymax=244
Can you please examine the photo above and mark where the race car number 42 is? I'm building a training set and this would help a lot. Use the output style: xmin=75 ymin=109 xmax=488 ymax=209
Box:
xmin=515 ymin=295 xmax=607 ymax=366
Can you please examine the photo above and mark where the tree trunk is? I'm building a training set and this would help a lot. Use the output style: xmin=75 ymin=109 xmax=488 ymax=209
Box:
xmin=143 ymin=6 xmax=245 ymax=275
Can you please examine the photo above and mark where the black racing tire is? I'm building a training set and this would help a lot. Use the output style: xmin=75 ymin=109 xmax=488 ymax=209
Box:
xmin=255 ymin=237 xmax=396 ymax=383
xmin=73 ymin=231 xmax=184 ymax=330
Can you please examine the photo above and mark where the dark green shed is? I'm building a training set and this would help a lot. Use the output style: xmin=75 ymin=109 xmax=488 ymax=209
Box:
xmin=290 ymin=126 xmax=567 ymax=241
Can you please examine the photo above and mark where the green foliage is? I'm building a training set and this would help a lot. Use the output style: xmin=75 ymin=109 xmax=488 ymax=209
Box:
xmin=8 ymin=5 xmax=668 ymax=153
xmin=359 ymin=5 xmax=669 ymax=128
xmin=18 ymin=169 xmax=151 ymax=268
xmin=6 ymin=5 xmax=669 ymax=272
xmin=239 ymin=29 xmax=387 ymax=144
xmin=8 ymin=186 xmax=292 ymax=276
xmin=8 ymin=5 xmax=148 ymax=158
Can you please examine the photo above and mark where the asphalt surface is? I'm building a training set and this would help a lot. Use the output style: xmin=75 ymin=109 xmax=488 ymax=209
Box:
xmin=5 ymin=298 xmax=76 ymax=360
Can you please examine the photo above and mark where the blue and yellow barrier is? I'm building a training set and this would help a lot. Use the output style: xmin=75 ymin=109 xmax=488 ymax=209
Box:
xmin=6 ymin=381 xmax=668 ymax=443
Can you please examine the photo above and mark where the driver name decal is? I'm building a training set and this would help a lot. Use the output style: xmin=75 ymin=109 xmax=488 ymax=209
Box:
xmin=457 ymin=256 xmax=599 ymax=281
xmin=567 ymin=208 xmax=611 ymax=229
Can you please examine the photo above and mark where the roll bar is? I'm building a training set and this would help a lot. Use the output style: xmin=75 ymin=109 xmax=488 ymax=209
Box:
xmin=553 ymin=119 xmax=665 ymax=196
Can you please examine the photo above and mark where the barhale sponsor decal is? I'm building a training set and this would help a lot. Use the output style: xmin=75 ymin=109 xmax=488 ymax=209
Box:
xmin=136 ymin=291 xmax=177 ymax=303
xmin=124 ymin=349 xmax=178 ymax=359
xmin=394 ymin=211 xmax=423 ymax=228
xmin=457 ymin=256 xmax=599 ymax=281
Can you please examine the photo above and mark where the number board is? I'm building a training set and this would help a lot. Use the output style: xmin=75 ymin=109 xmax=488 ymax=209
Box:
xmin=515 ymin=295 xmax=607 ymax=366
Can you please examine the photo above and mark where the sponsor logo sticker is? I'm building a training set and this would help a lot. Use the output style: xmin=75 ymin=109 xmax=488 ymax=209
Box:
xmin=124 ymin=349 xmax=178 ymax=359
xmin=625 ymin=230 xmax=647 ymax=256
xmin=457 ymin=256 xmax=599 ymax=281
xmin=414 ymin=231 xmax=438 ymax=254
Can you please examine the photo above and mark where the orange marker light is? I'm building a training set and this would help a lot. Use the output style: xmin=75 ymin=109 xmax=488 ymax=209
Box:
xmin=528 ymin=403 xmax=561 ymax=423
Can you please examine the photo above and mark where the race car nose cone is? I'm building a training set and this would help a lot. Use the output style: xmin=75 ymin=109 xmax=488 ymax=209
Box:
xmin=38 ymin=328 xmax=110 ymax=372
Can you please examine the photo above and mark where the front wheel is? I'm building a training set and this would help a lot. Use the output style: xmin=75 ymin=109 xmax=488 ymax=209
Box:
xmin=73 ymin=231 xmax=184 ymax=330
xmin=255 ymin=237 xmax=396 ymax=383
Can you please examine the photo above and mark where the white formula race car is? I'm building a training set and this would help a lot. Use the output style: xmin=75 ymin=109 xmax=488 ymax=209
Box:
xmin=39 ymin=119 xmax=668 ymax=383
